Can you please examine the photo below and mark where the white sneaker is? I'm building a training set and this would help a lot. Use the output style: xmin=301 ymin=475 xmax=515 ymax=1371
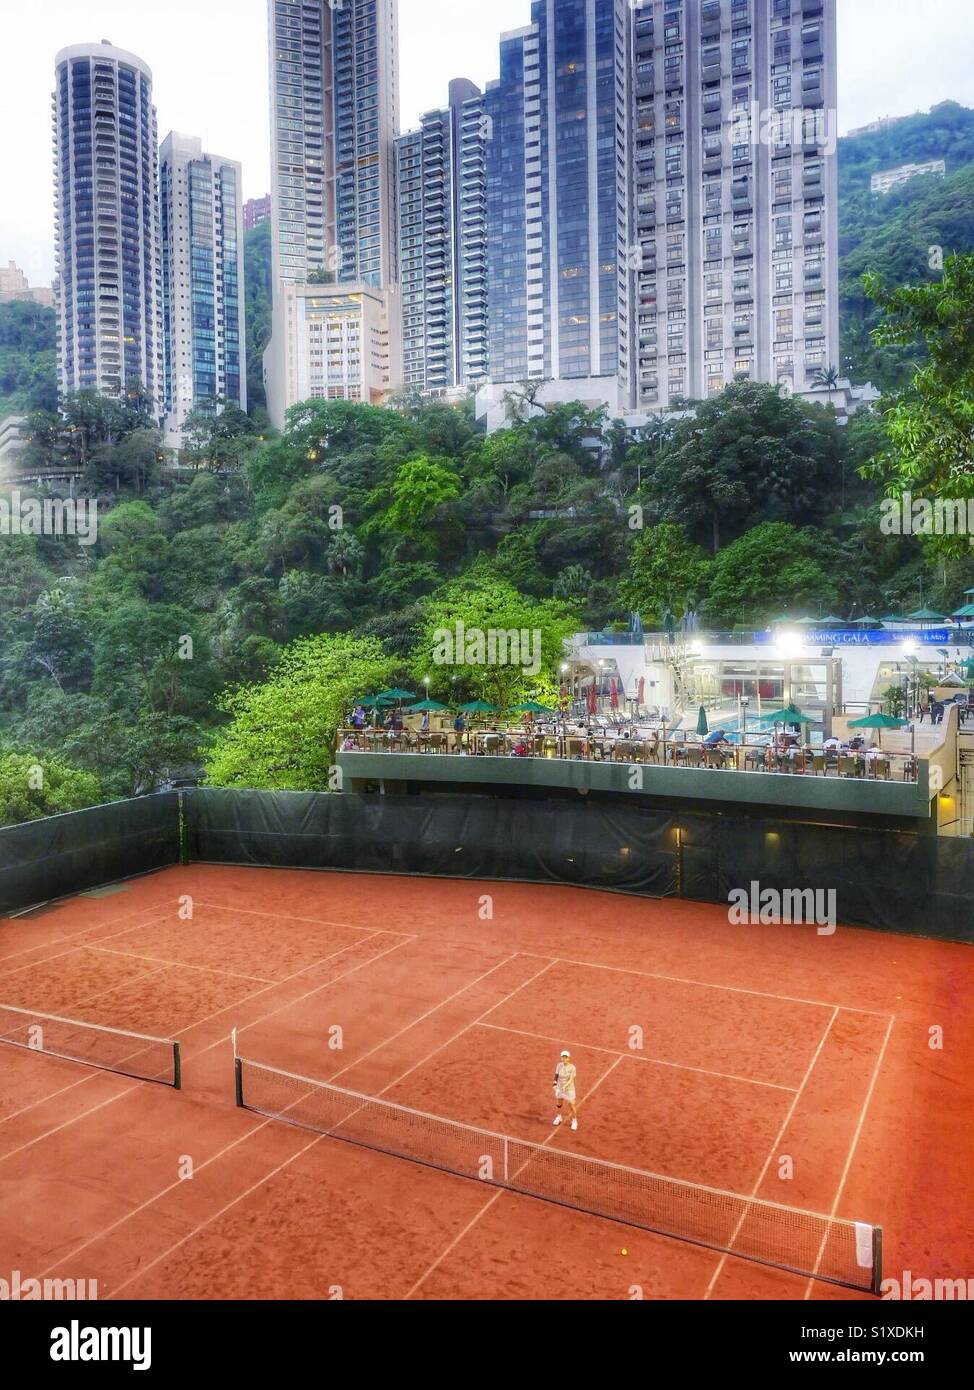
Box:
xmin=571 ymin=1119 xmax=578 ymax=1131
xmin=553 ymin=1115 xmax=563 ymax=1126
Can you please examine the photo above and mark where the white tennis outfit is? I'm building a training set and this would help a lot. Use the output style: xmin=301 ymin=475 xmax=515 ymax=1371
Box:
xmin=554 ymin=1060 xmax=577 ymax=1102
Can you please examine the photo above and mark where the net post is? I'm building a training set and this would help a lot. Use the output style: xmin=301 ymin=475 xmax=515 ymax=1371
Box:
xmin=172 ymin=1041 xmax=182 ymax=1091
xmin=871 ymin=1226 xmax=883 ymax=1296
xmin=234 ymin=1056 xmax=244 ymax=1109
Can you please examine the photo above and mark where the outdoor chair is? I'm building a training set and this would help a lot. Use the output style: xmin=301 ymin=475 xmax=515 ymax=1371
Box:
xmin=812 ymin=753 xmax=825 ymax=776
xmin=874 ymin=758 xmax=891 ymax=781
xmin=838 ymin=755 xmax=857 ymax=778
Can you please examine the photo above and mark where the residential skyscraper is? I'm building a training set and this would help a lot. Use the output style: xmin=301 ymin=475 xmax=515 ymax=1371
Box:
xmin=265 ymin=0 xmax=401 ymax=426
xmin=482 ymin=1 xmax=632 ymax=397
xmin=397 ymin=79 xmax=483 ymax=394
xmin=53 ymin=42 xmax=163 ymax=406
xmin=159 ymin=133 xmax=246 ymax=445
xmin=457 ymin=90 xmax=491 ymax=387
xmin=628 ymin=0 xmax=840 ymax=410
xmin=243 ymin=195 xmax=272 ymax=232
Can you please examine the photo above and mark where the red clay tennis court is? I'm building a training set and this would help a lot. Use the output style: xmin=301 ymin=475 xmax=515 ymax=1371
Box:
xmin=1 ymin=862 xmax=971 ymax=1301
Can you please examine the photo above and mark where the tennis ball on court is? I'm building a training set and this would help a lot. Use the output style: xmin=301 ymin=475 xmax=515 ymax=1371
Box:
xmin=621 ymin=1248 xmax=628 ymax=1256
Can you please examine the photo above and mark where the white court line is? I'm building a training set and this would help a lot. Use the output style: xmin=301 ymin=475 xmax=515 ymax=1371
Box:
xmin=403 ymin=1054 xmax=625 ymax=1300
xmin=36 ymin=1109 xmax=286 ymax=1279
xmin=105 ymin=1131 xmax=327 ymax=1299
xmin=478 ymin=1021 xmax=799 ymax=1093
xmin=0 ymin=959 xmax=172 ymax=1021
xmin=192 ymin=898 xmax=415 ymax=937
xmin=89 ymin=945 xmax=275 ymax=986
xmin=0 ymin=931 xmax=411 ymax=1146
xmin=328 ymin=953 xmax=524 ymax=1083
xmin=102 ymin=959 xmax=557 ymax=1298
xmin=367 ymin=960 xmax=557 ymax=1097
xmin=803 ymin=1013 xmax=896 ymax=1300
xmin=703 ymin=1006 xmax=839 ymax=1299
xmin=32 ymin=934 xmax=421 ymax=1282
xmin=518 ymin=950 xmax=894 ymax=1018
xmin=0 ymin=908 xmax=173 ymax=973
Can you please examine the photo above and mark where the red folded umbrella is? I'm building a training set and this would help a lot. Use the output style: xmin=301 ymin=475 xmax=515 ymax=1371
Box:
xmin=637 ymin=677 xmax=646 ymax=706
xmin=587 ymin=683 xmax=598 ymax=716
xmin=610 ymin=679 xmax=620 ymax=711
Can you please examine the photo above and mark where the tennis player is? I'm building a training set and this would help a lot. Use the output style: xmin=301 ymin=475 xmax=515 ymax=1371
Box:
xmin=552 ymin=1049 xmax=578 ymax=1130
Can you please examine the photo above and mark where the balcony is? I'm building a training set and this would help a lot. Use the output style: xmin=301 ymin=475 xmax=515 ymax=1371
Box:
xmin=335 ymin=747 xmax=932 ymax=824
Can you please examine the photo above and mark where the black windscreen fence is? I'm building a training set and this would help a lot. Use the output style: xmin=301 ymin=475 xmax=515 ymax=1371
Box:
xmin=184 ymin=788 xmax=680 ymax=899
xmin=0 ymin=788 xmax=970 ymax=944
xmin=0 ymin=793 xmax=180 ymax=916
xmin=184 ymin=789 xmax=972 ymax=945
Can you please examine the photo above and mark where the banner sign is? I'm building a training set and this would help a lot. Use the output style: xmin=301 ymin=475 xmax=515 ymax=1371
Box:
xmin=753 ymin=628 xmax=953 ymax=647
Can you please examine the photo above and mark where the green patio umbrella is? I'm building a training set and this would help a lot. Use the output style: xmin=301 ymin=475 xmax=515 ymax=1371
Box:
xmin=907 ymin=609 xmax=946 ymax=623
xmin=769 ymin=615 xmax=815 ymax=625
xmin=457 ymin=700 xmax=498 ymax=715
xmin=407 ymin=699 xmax=450 ymax=713
xmin=357 ymin=695 xmax=387 ymax=709
xmin=696 ymin=706 xmax=710 ymax=737
xmin=852 ymin=616 xmax=882 ymax=627
xmin=848 ymin=714 xmax=909 ymax=729
xmin=757 ymin=704 xmax=815 ymax=724
xmin=817 ymin=615 xmax=847 ymax=625
xmin=512 ymin=701 xmax=556 ymax=715
xmin=879 ymin=614 xmax=907 ymax=624
xmin=847 ymin=712 xmax=909 ymax=749
xmin=952 ymin=604 xmax=974 ymax=619
xmin=375 ymin=688 xmax=417 ymax=703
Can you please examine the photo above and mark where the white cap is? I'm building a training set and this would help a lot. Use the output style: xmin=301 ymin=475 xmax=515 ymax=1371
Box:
xmin=561 ymin=1050 xmax=571 ymax=1058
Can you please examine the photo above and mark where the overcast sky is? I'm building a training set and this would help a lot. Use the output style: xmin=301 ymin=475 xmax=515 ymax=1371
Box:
xmin=4 ymin=0 xmax=974 ymax=286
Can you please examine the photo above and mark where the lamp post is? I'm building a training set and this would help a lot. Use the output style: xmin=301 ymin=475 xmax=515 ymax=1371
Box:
xmin=902 ymin=642 xmax=918 ymax=754
xmin=561 ymin=663 xmax=570 ymax=759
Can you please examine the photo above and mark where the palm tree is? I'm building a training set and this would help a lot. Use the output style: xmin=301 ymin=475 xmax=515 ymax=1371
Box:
xmin=812 ymin=365 xmax=841 ymax=405
xmin=326 ymin=530 xmax=364 ymax=579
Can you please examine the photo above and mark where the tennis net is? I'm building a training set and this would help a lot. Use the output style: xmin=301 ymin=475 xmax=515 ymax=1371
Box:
xmin=234 ymin=1054 xmax=881 ymax=1293
xmin=0 ymin=1003 xmax=181 ymax=1088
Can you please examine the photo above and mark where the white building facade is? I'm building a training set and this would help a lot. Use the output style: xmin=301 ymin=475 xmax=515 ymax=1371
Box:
xmin=53 ymin=42 xmax=164 ymax=407
xmin=159 ymin=133 xmax=246 ymax=446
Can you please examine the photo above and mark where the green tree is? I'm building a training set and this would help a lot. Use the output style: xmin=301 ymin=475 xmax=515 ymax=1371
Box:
xmin=369 ymin=455 xmax=462 ymax=555
xmin=0 ymin=300 xmax=57 ymax=415
xmin=0 ymin=749 xmax=102 ymax=826
xmin=862 ymin=252 xmax=974 ymax=549
xmin=411 ymin=573 xmax=577 ymax=710
xmin=702 ymin=523 xmax=839 ymax=627
xmin=620 ymin=524 xmax=711 ymax=624
xmin=812 ymin=365 xmax=841 ymax=404
xmin=205 ymin=633 xmax=395 ymax=788
xmin=244 ymin=220 xmax=272 ymax=411
xmin=636 ymin=381 xmax=843 ymax=551
xmin=93 ymin=502 xmax=169 ymax=600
